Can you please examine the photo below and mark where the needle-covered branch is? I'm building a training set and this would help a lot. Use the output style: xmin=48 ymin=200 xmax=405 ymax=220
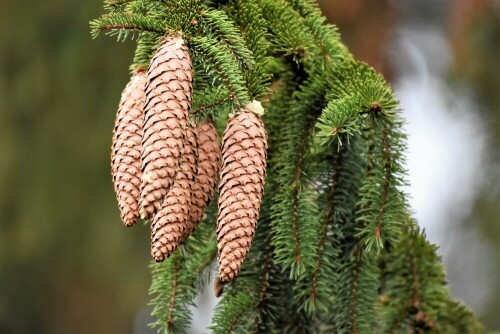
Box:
xmin=90 ymin=13 xmax=167 ymax=40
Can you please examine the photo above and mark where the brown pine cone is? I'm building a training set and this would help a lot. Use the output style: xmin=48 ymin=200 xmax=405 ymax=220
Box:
xmin=216 ymin=109 xmax=268 ymax=282
xmin=182 ymin=119 xmax=221 ymax=241
xmin=111 ymin=68 xmax=147 ymax=226
xmin=151 ymin=127 xmax=198 ymax=262
xmin=140 ymin=35 xmax=193 ymax=219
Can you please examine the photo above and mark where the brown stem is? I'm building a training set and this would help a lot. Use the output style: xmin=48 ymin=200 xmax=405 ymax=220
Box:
xmin=195 ymin=246 xmax=217 ymax=277
xmin=201 ymin=50 xmax=240 ymax=106
xmin=309 ymin=222 xmax=327 ymax=302
xmin=258 ymin=243 xmax=274 ymax=306
xmin=310 ymin=155 xmax=340 ymax=301
xmin=166 ymin=256 xmax=181 ymax=330
xmin=388 ymin=240 xmax=423 ymax=333
xmin=227 ymin=307 xmax=247 ymax=333
xmin=193 ymin=98 xmax=229 ymax=114
xmin=291 ymin=187 xmax=302 ymax=265
xmin=375 ymin=129 xmax=391 ymax=240
xmin=98 ymin=24 xmax=163 ymax=34
xmin=351 ymin=246 xmax=362 ymax=334
xmin=291 ymin=123 xmax=314 ymax=266
xmin=389 ymin=305 xmax=412 ymax=334
xmin=256 ymin=234 xmax=274 ymax=333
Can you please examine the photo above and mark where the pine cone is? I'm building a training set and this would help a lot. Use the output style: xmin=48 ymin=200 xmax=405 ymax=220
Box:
xmin=111 ymin=69 xmax=147 ymax=226
xmin=182 ymin=119 xmax=221 ymax=241
xmin=140 ymin=36 xmax=193 ymax=219
xmin=151 ymin=127 xmax=198 ymax=262
xmin=216 ymin=109 xmax=268 ymax=282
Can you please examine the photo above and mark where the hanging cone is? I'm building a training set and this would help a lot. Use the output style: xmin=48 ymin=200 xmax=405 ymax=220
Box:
xmin=111 ymin=68 xmax=147 ymax=226
xmin=182 ymin=119 xmax=221 ymax=241
xmin=140 ymin=35 xmax=193 ymax=219
xmin=151 ymin=127 xmax=198 ymax=262
xmin=216 ymin=109 xmax=268 ymax=282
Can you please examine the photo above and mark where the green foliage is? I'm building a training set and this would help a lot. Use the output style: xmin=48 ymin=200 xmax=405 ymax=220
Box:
xmin=190 ymin=36 xmax=250 ymax=106
xmin=334 ymin=248 xmax=380 ymax=334
xmin=315 ymin=94 xmax=363 ymax=148
xmin=259 ymin=0 xmax=317 ymax=62
xmin=191 ymin=86 xmax=232 ymax=121
xmin=286 ymin=0 xmax=322 ymax=18
xmin=90 ymin=12 xmax=167 ymax=40
xmin=295 ymin=137 xmax=366 ymax=315
xmin=434 ymin=299 xmax=486 ymax=334
xmin=210 ymin=292 xmax=257 ymax=334
xmin=355 ymin=122 xmax=408 ymax=253
xmin=200 ymin=8 xmax=255 ymax=70
xmin=131 ymin=32 xmax=161 ymax=69
xmin=270 ymin=74 xmax=327 ymax=279
xmin=380 ymin=227 xmax=486 ymax=333
xmin=227 ymin=0 xmax=271 ymax=100
xmin=91 ymin=0 xmax=484 ymax=333
xmin=380 ymin=227 xmax=448 ymax=333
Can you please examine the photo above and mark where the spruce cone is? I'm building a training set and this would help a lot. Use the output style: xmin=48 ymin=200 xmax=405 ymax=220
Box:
xmin=111 ymin=69 xmax=147 ymax=226
xmin=216 ymin=109 xmax=267 ymax=282
xmin=151 ymin=127 xmax=198 ymax=262
xmin=140 ymin=36 xmax=193 ymax=219
xmin=182 ymin=119 xmax=221 ymax=241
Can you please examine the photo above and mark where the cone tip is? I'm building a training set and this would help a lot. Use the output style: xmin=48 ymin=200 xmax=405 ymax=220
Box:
xmin=214 ymin=277 xmax=224 ymax=297
xmin=133 ymin=66 xmax=146 ymax=75
xmin=244 ymin=100 xmax=264 ymax=116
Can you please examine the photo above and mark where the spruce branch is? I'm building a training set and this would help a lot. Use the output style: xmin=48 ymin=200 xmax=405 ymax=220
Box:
xmin=130 ymin=32 xmax=161 ymax=70
xmin=381 ymin=227 xmax=451 ymax=333
xmin=104 ymin=0 xmax=135 ymax=13
xmin=166 ymin=255 xmax=181 ymax=330
xmin=229 ymin=0 xmax=272 ymax=100
xmin=90 ymin=13 xmax=166 ymax=41
xmin=125 ymin=0 xmax=167 ymax=16
xmin=210 ymin=292 xmax=257 ymax=334
xmin=295 ymin=160 xmax=341 ymax=314
xmin=150 ymin=254 xmax=195 ymax=334
xmin=295 ymin=137 xmax=367 ymax=315
xmin=330 ymin=61 xmax=398 ymax=116
xmin=315 ymin=94 xmax=364 ymax=148
xmin=200 ymin=8 xmax=256 ymax=70
xmin=434 ymin=299 xmax=486 ymax=333
xmin=161 ymin=0 xmax=204 ymax=32
xmin=334 ymin=245 xmax=380 ymax=334
xmin=302 ymin=15 xmax=348 ymax=67
xmin=270 ymin=75 xmax=327 ymax=278
xmin=191 ymin=36 xmax=250 ymax=106
xmin=285 ymin=0 xmax=323 ymax=18
xmin=355 ymin=114 xmax=408 ymax=253
xmin=191 ymin=86 xmax=232 ymax=120
xmin=258 ymin=0 xmax=317 ymax=62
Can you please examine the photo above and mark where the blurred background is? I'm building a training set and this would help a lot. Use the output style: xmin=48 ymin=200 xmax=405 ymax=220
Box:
xmin=0 ymin=0 xmax=498 ymax=333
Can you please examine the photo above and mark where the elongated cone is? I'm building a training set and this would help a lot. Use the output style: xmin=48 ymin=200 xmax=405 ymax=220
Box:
xmin=151 ymin=127 xmax=198 ymax=262
xmin=111 ymin=69 xmax=147 ymax=226
xmin=182 ymin=119 xmax=221 ymax=241
xmin=216 ymin=109 xmax=267 ymax=282
xmin=140 ymin=36 xmax=193 ymax=219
